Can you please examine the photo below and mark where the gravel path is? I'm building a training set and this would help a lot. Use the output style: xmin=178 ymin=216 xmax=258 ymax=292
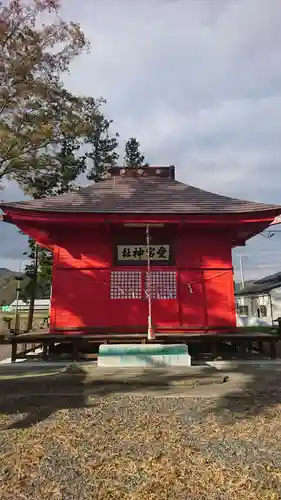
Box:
xmin=1 ymin=393 xmax=281 ymax=499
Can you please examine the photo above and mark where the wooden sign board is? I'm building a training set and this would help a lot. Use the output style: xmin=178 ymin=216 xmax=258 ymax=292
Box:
xmin=116 ymin=245 xmax=170 ymax=265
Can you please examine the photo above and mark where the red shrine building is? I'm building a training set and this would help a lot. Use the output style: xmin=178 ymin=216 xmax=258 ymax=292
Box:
xmin=1 ymin=165 xmax=281 ymax=335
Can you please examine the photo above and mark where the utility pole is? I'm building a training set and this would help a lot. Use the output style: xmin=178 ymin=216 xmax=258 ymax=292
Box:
xmin=14 ymin=275 xmax=24 ymax=334
xmin=269 ymin=292 xmax=274 ymax=326
xmin=239 ymin=256 xmax=247 ymax=289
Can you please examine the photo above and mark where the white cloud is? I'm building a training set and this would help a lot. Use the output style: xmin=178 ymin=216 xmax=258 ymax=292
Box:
xmin=62 ymin=0 xmax=281 ymax=197
xmin=233 ymin=228 xmax=281 ymax=282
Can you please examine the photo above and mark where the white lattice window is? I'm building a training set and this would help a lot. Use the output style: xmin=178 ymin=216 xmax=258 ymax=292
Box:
xmin=146 ymin=271 xmax=177 ymax=299
xmin=110 ymin=271 xmax=142 ymax=299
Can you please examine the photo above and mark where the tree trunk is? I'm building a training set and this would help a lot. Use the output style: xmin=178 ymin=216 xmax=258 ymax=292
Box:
xmin=27 ymin=244 xmax=39 ymax=331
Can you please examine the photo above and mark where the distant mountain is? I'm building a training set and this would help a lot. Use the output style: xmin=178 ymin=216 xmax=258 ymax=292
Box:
xmin=0 ymin=269 xmax=27 ymax=306
xmin=234 ymin=280 xmax=255 ymax=294
xmin=0 ymin=268 xmax=14 ymax=277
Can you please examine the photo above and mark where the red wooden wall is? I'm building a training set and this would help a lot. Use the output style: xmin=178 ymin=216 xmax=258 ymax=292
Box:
xmin=50 ymin=225 xmax=236 ymax=332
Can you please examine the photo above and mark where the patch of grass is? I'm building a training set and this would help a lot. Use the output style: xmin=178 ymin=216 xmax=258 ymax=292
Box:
xmin=236 ymin=326 xmax=276 ymax=334
xmin=0 ymin=310 xmax=49 ymax=333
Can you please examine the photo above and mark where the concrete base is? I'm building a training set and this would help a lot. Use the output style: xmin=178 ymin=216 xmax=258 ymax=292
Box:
xmin=97 ymin=343 xmax=192 ymax=367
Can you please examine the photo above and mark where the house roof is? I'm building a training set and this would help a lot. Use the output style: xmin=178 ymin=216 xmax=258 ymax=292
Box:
xmin=1 ymin=166 xmax=281 ymax=215
xmin=236 ymin=272 xmax=281 ymax=296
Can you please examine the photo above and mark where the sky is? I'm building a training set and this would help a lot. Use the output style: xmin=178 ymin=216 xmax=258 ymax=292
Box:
xmin=1 ymin=0 xmax=281 ymax=282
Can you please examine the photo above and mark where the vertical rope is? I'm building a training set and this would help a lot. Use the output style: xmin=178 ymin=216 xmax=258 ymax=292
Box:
xmin=146 ymin=224 xmax=154 ymax=340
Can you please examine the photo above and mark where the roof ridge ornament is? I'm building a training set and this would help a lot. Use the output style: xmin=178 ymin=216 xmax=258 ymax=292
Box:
xmin=107 ymin=165 xmax=175 ymax=179
xmin=101 ymin=171 xmax=112 ymax=179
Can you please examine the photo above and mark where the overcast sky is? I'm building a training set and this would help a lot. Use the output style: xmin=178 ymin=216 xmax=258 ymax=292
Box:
xmin=1 ymin=0 xmax=281 ymax=281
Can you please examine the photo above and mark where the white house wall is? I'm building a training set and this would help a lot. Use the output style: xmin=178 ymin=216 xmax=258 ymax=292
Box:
xmin=270 ymin=287 xmax=281 ymax=321
xmin=236 ymin=295 xmax=272 ymax=327
xmin=236 ymin=315 xmax=272 ymax=327
xmin=7 ymin=299 xmax=50 ymax=313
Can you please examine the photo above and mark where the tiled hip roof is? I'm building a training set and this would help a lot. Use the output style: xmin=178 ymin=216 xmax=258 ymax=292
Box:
xmin=1 ymin=177 xmax=280 ymax=215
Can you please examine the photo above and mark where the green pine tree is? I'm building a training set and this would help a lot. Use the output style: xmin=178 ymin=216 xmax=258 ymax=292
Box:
xmin=124 ymin=137 xmax=149 ymax=168
xmin=22 ymin=134 xmax=86 ymax=330
xmin=23 ymin=135 xmax=86 ymax=197
xmin=84 ymin=98 xmax=119 ymax=182
xmin=22 ymin=239 xmax=52 ymax=302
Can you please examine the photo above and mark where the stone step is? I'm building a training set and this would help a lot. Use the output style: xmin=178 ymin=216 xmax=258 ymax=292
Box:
xmin=97 ymin=343 xmax=191 ymax=367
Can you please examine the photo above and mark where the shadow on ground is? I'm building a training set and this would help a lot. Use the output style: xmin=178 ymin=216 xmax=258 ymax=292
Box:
xmin=1 ymin=361 xmax=281 ymax=429
xmin=0 ymin=363 xmax=229 ymax=429
xmin=209 ymin=364 xmax=281 ymax=421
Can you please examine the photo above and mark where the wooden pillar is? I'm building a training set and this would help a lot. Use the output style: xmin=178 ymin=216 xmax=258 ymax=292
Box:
xmin=270 ymin=340 xmax=277 ymax=360
xmin=239 ymin=341 xmax=247 ymax=358
xmin=212 ymin=337 xmax=218 ymax=360
xmin=11 ymin=341 xmax=17 ymax=363
xmin=72 ymin=340 xmax=80 ymax=361
xmin=246 ymin=340 xmax=252 ymax=354
xmin=14 ymin=313 xmax=20 ymax=334
xmin=42 ymin=344 xmax=49 ymax=361
xmin=48 ymin=342 xmax=55 ymax=357
xmin=257 ymin=340 xmax=264 ymax=354
xmin=277 ymin=318 xmax=281 ymax=336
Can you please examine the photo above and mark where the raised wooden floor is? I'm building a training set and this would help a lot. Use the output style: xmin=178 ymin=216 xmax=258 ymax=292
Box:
xmin=0 ymin=329 xmax=280 ymax=362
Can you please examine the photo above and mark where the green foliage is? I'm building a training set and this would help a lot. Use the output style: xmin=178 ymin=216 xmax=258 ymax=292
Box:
xmin=124 ymin=137 xmax=148 ymax=168
xmin=22 ymin=238 xmax=52 ymax=302
xmin=21 ymin=128 xmax=88 ymax=304
xmin=0 ymin=0 xmax=89 ymax=183
xmin=19 ymin=95 xmax=121 ymax=309
xmin=84 ymin=97 xmax=119 ymax=182
xmin=21 ymin=129 xmax=89 ymax=304
xmin=21 ymin=134 xmax=86 ymax=197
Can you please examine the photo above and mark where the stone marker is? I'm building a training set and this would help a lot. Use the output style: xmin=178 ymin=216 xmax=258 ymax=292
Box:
xmin=97 ymin=343 xmax=191 ymax=367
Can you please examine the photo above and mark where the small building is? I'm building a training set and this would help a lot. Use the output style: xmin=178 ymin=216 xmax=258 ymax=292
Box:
xmin=236 ymin=272 xmax=281 ymax=326
xmin=7 ymin=299 xmax=50 ymax=313
xmin=1 ymin=165 xmax=281 ymax=335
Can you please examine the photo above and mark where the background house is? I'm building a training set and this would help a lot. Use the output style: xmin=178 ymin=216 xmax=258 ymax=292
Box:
xmin=235 ymin=272 xmax=281 ymax=326
xmin=3 ymin=299 xmax=50 ymax=313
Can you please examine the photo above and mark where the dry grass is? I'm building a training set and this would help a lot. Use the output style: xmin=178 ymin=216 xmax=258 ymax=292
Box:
xmin=0 ymin=311 xmax=48 ymax=333
xmin=0 ymin=369 xmax=281 ymax=499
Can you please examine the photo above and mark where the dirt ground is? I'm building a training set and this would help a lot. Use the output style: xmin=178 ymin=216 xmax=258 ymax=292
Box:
xmin=0 ymin=365 xmax=281 ymax=499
